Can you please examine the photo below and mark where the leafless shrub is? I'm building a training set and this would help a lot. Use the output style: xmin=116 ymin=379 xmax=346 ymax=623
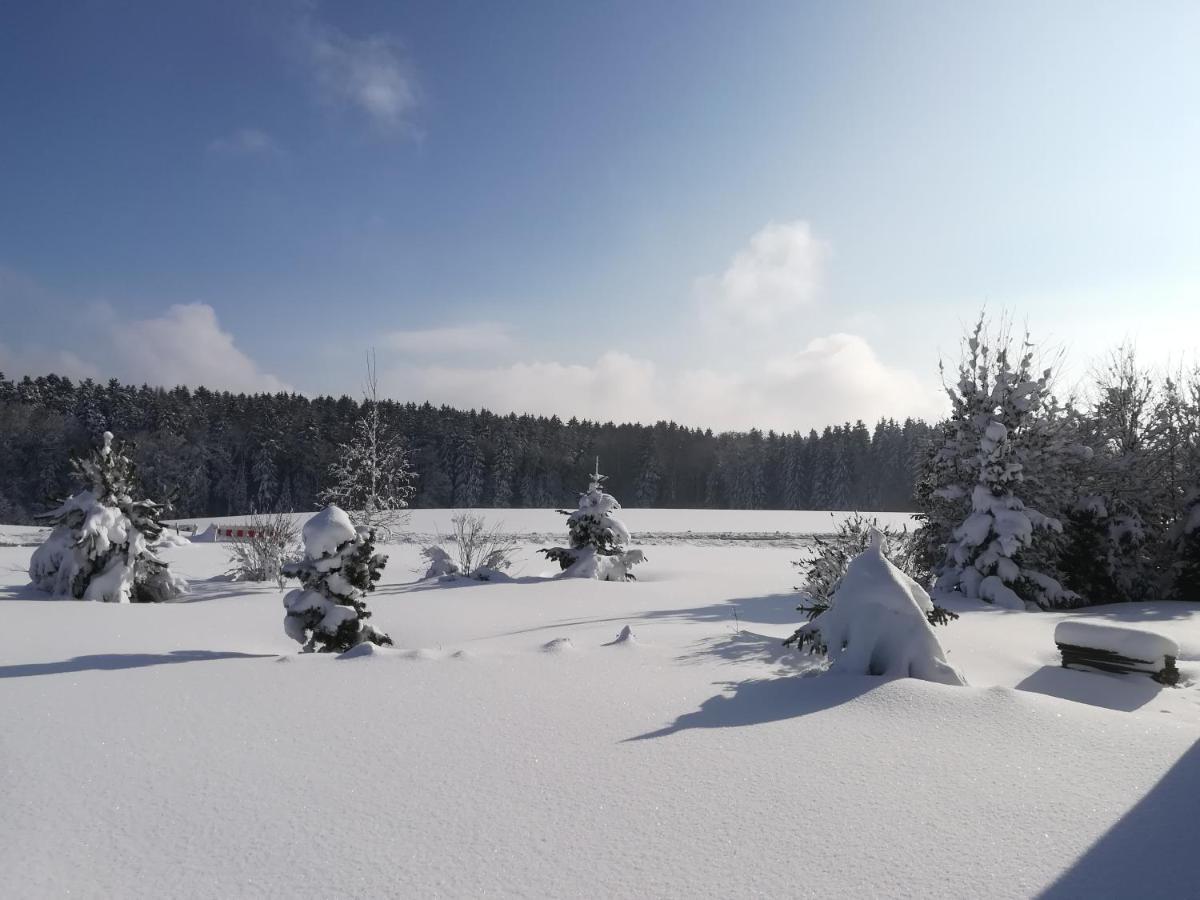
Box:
xmin=225 ymin=512 xmax=301 ymax=588
xmin=431 ymin=512 xmax=520 ymax=578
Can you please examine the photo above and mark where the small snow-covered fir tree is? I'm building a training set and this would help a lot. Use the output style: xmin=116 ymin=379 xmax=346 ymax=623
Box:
xmin=281 ymin=505 xmax=392 ymax=653
xmin=28 ymin=431 xmax=187 ymax=603
xmin=785 ymin=530 xmax=966 ymax=685
xmin=318 ymin=352 xmax=415 ymax=537
xmin=540 ymin=461 xmax=645 ymax=581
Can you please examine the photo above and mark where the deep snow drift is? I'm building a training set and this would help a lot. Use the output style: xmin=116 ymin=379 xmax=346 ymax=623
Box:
xmin=3 ymin=509 xmax=1200 ymax=898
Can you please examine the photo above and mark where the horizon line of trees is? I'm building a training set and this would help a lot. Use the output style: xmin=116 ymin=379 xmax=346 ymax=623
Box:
xmin=0 ymin=371 xmax=936 ymax=524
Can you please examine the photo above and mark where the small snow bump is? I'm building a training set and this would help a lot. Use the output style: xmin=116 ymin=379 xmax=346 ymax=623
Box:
xmin=338 ymin=642 xmax=390 ymax=660
xmin=541 ymin=637 xmax=575 ymax=653
xmin=605 ymin=625 xmax=638 ymax=646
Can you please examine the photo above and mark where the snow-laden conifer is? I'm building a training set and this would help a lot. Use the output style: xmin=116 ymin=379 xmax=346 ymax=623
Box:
xmin=281 ymin=505 xmax=392 ymax=652
xmin=29 ymin=431 xmax=187 ymax=603
xmin=540 ymin=462 xmax=645 ymax=581
xmin=923 ymin=318 xmax=1078 ymax=609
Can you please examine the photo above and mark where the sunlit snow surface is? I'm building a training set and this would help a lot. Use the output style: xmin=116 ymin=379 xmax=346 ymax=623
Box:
xmin=3 ymin=509 xmax=1200 ymax=898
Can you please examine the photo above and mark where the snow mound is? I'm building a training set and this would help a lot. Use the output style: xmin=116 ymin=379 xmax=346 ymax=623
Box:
xmin=1055 ymin=621 xmax=1179 ymax=662
xmin=337 ymin=642 xmax=395 ymax=660
xmin=541 ymin=637 xmax=575 ymax=653
xmin=301 ymin=506 xmax=357 ymax=559
xmin=421 ymin=545 xmax=460 ymax=579
xmin=153 ymin=531 xmax=192 ymax=549
xmin=793 ymin=530 xmax=967 ymax=686
xmin=606 ymin=625 xmax=638 ymax=646
xmin=400 ymin=649 xmax=439 ymax=661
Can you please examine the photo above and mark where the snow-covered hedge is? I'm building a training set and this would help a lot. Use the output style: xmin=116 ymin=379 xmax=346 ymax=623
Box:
xmin=28 ymin=432 xmax=187 ymax=603
xmin=281 ymin=506 xmax=391 ymax=653
xmin=786 ymin=530 xmax=966 ymax=685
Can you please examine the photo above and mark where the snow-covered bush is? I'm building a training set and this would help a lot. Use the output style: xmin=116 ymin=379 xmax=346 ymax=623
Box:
xmin=794 ymin=513 xmax=956 ymax=626
xmin=28 ymin=431 xmax=187 ymax=603
xmin=785 ymin=530 xmax=966 ymax=685
xmin=540 ymin=465 xmax=645 ymax=581
xmin=422 ymin=512 xmax=519 ymax=580
xmin=225 ymin=511 xmax=300 ymax=588
xmin=420 ymin=545 xmax=461 ymax=579
xmin=281 ymin=505 xmax=391 ymax=653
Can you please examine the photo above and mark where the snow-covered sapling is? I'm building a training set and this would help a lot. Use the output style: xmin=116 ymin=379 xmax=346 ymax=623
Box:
xmin=281 ymin=505 xmax=392 ymax=653
xmin=318 ymin=351 xmax=416 ymax=538
xmin=539 ymin=463 xmax=645 ymax=581
xmin=28 ymin=431 xmax=187 ymax=603
xmin=784 ymin=530 xmax=966 ymax=685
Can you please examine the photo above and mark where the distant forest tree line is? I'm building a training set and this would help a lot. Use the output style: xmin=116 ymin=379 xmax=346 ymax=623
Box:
xmin=0 ymin=373 xmax=936 ymax=523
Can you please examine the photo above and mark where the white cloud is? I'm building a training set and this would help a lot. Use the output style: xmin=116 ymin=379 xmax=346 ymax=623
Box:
xmin=0 ymin=298 xmax=288 ymax=394
xmin=383 ymin=322 xmax=514 ymax=355
xmin=297 ymin=16 xmax=418 ymax=133
xmin=207 ymin=128 xmax=281 ymax=157
xmin=697 ymin=220 xmax=831 ymax=325
xmin=107 ymin=304 xmax=289 ymax=393
xmin=378 ymin=334 xmax=943 ymax=431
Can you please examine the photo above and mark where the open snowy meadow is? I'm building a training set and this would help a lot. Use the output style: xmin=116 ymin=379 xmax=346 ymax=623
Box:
xmin=3 ymin=508 xmax=1199 ymax=898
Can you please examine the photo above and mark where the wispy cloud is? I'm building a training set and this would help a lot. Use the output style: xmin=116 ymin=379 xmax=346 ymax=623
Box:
xmin=696 ymin=220 xmax=831 ymax=325
xmin=295 ymin=14 xmax=419 ymax=134
xmin=207 ymin=128 xmax=282 ymax=157
xmin=383 ymin=322 xmax=514 ymax=355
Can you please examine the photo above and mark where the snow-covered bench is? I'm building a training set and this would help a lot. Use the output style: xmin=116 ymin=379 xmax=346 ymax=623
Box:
xmin=1054 ymin=621 xmax=1180 ymax=686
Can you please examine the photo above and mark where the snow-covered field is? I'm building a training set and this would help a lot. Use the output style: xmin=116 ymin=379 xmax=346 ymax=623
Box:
xmin=3 ymin=509 xmax=1200 ymax=898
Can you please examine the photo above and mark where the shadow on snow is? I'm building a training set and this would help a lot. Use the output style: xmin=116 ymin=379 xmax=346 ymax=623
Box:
xmin=1038 ymin=738 xmax=1200 ymax=897
xmin=0 ymin=650 xmax=275 ymax=679
xmin=1015 ymin=665 xmax=1165 ymax=713
xmin=624 ymin=674 xmax=879 ymax=741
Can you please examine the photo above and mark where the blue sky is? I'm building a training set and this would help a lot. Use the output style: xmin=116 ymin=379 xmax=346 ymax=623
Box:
xmin=2 ymin=0 xmax=1198 ymax=430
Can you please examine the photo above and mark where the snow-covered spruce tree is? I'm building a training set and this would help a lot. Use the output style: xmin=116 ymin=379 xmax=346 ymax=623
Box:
xmin=929 ymin=318 xmax=1078 ymax=610
xmin=793 ymin=512 xmax=957 ymax=626
xmin=318 ymin=352 xmax=415 ymax=538
xmin=539 ymin=463 xmax=645 ymax=581
xmin=281 ymin=505 xmax=392 ymax=653
xmin=784 ymin=530 xmax=966 ymax=685
xmin=28 ymin=431 xmax=187 ymax=603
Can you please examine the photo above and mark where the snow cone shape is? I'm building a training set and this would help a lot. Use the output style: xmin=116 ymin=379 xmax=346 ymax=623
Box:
xmin=281 ymin=505 xmax=392 ymax=653
xmin=28 ymin=431 xmax=187 ymax=603
xmin=785 ymin=530 xmax=966 ymax=686
xmin=540 ymin=464 xmax=645 ymax=581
